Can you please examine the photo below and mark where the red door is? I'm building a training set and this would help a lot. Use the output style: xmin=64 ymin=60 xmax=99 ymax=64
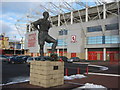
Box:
xmin=100 ymin=53 xmax=103 ymax=60
xmin=71 ymin=53 xmax=76 ymax=57
xmin=107 ymin=51 xmax=119 ymax=62
xmin=88 ymin=53 xmax=92 ymax=60
xmin=88 ymin=51 xmax=102 ymax=60
xmin=88 ymin=52 xmax=96 ymax=60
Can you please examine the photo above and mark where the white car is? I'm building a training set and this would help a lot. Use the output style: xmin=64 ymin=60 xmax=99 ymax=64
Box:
xmin=67 ymin=58 xmax=73 ymax=63
xmin=26 ymin=56 xmax=53 ymax=66
xmin=67 ymin=57 xmax=81 ymax=63
xmin=26 ymin=57 xmax=41 ymax=66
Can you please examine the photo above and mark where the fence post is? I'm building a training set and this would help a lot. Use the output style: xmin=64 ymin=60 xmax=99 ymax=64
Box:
xmin=65 ymin=68 xmax=68 ymax=76
xmin=77 ymin=67 xmax=80 ymax=74
xmin=86 ymin=67 xmax=88 ymax=75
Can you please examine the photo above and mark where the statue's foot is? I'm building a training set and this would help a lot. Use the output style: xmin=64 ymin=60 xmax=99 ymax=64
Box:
xmin=50 ymin=53 xmax=58 ymax=61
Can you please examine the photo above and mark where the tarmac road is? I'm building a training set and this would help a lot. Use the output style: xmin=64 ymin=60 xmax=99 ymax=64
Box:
xmin=2 ymin=62 xmax=29 ymax=84
xmin=2 ymin=62 xmax=99 ymax=84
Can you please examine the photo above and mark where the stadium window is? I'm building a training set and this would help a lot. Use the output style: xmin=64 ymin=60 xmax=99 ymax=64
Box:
xmin=87 ymin=25 xmax=102 ymax=32
xmin=59 ymin=29 xmax=68 ymax=35
xmin=87 ymin=36 xmax=102 ymax=44
xmin=105 ymin=23 xmax=119 ymax=30
xmin=105 ymin=35 xmax=119 ymax=44
xmin=57 ymin=39 xmax=67 ymax=46
xmin=46 ymin=39 xmax=67 ymax=47
xmin=59 ymin=31 xmax=63 ymax=35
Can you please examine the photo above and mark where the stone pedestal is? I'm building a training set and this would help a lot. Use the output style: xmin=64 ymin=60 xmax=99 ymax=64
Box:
xmin=30 ymin=61 xmax=64 ymax=88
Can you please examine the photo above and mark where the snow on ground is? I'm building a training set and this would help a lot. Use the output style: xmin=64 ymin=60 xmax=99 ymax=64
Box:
xmin=64 ymin=74 xmax=86 ymax=80
xmin=1 ymin=74 xmax=86 ymax=86
xmin=88 ymin=64 xmax=108 ymax=71
xmin=0 ymin=77 xmax=29 ymax=86
xmin=100 ymin=66 xmax=108 ymax=71
xmin=9 ymin=76 xmax=29 ymax=83
xmin=74 ymin=62 xmax=108 ymax=71
xmin=73 ymin=83 xmax=107 ymax=90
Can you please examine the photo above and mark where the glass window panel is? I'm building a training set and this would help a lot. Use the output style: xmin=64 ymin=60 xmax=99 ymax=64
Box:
xmin=87 ymin=36 xmax=102 ymax=44
xmin=111 ymin=40 xmax=118 ymax=43
xmin=105 ymin=23 xmax=119 ymax=30
xmin=105 ymin=35 xmax=119 ymax=44
xmin=58 ymin=39 xmax=67 ymax=46
xmin=87 ymin=25 xmax=102 ymax=32
xmin=59 ymin=29 xmax=68 ymax=35
xmin=111 ymin=37 xmax=117 ymax=41
xmin=59 ymin=31 xmax=63 ymax=35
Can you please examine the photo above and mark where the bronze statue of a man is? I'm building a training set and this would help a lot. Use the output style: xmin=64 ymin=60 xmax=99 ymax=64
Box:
xmin=32 ymin=11 xmax=57 ymax=57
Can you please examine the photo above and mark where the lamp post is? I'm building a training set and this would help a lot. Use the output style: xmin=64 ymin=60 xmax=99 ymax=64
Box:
xmin=14 ymin=36 xmax=16 ymax=55
xmin=21 ymin=37 xmax=23 ymax=55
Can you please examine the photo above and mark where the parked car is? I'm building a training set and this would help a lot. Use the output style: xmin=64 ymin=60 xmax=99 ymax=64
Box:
xmin=67 ymin=57 xmax=81 ymax=63
xmin=26 ymin=56 xmax=54 ymax=66
xmin=0 ymin=55 xmax=9 ymax=62
xmin=58 ymin=56 xmax=68 ymax=62
xmin=22 ymin=55 xmax=31 ymax=62
xmin=8 ymin=56 xmax=26 ymax=64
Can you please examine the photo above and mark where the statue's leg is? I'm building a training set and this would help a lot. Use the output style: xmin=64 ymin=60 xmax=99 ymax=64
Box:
xmin=46 ymin=35 xmax=58 ymax=53
xmin=51 ymin=40 xmax=57 ymax=53
xmin=38 ymin=33 xmax=45 ymax=56
xmin=40 ymin=44 xmax=44 ymax=56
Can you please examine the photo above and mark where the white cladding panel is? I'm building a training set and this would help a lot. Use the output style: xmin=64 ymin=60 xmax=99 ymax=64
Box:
xmin=66 ymin=24 xmax=85 ymax=53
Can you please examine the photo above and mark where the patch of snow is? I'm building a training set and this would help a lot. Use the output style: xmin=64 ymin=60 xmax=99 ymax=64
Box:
xmin=100 ymin=67 xmax=108 ymax=71
xmin=64 ymin=76 xmax=74 ymax=80
xmin=9 ymin=76 xmax=29 ymax=82
xmin=82 ymin=83 xmax=106 ymax=88
xmin=0 ymin=84 xmax=3 ymax=86
xmin=5 ymin=82 xmax=19 ymax=85
xmin=1 ymin=75 xmax=86 ymax=86
xmin=89 ymin=64 xmax=108 ymax=71
xmin=73 ymin=83 xmax=107 ymax=90
xmin=87 ymin=72 xmax=120 ymax=77
xmin=64 ymin=74 xmax=86 ymax=80
xmin=75 ymin=74 xmax=86 ymax=79
xmin=1 ymin=77 xmax=30 ymax=86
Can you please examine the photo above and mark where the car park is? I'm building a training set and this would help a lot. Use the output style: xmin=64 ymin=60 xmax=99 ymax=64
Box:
xmin=22 ymin=55 xmax=31 ymax=62
xmin=26 ymin=56 xmax=54 ymax=66
xmin=0 ymin=55 xmax=9 ymax=62
xmin=67 ymin=57 xmax=81 ymax=63
xmin=26 ymin=56 xmax=41 ymax=64
xmin=8 ymin=56 xmax=26 ymax=64
xmin=26 ymin=56 xmax=40 ymax=66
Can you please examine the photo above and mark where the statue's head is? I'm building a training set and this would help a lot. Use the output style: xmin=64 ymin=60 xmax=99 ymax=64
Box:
xmin=43 ymin=11 xmax=49 ymax=20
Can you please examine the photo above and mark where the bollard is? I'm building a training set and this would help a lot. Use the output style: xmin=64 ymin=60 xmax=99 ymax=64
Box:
xmin=65 ymin=68 xmax=68 ymax=76
xmin=77 ymin=67 xmax=80 ymax=74
xmin=86 ymin=67 xmax=88 ymax=75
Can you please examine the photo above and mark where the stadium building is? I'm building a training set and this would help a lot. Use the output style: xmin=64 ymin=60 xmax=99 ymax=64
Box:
xmin=24 ymin=2 xmax=120 ymax=61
